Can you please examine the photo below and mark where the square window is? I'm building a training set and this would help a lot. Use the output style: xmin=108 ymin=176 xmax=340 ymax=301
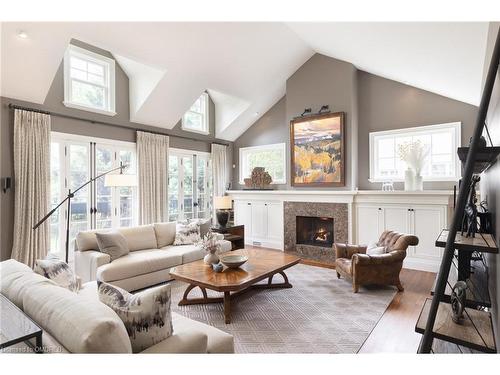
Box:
xmin=64 ymin=44 xmax=116 ymax=116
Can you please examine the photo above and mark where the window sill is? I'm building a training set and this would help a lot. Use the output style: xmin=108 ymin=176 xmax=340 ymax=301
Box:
xmin=239 ymin=180 xmax=287 ymax=185
xmin=181 ymin=125 xmax=210 ymax=136
xmin=368 ymin=177 xmax=460 ymax=183
xmin=63 ymin=101 xmax=117 ymax=117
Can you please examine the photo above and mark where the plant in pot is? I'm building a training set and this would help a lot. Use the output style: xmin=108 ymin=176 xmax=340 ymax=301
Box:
xmin=397 ymin=140 xmax=429 ymax=191
xmin=197 ymin=230 xmax=221 ymax=265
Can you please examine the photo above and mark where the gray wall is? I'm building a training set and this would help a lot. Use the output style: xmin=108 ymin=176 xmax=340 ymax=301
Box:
xmin=233 ymin=53 xmax=478 ymax=191
xmin=233 ymin=54 xmax=359 ymax=190
xmin=481 ymin=22 xmax=500 ymax=351
xmin=0 ymin=39 xmax=232 ymax=261
xmin=357 ymin=71 xmax=478 ymax=190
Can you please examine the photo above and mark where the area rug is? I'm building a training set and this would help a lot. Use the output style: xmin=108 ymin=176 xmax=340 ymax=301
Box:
xmin=170 ymin=263 xmax=397 ymax=353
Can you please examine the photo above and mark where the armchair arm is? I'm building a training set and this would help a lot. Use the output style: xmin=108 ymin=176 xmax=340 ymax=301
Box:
xmin=334 ymin=243 xmax=367 ymax=259
xmin=352 ymin=250 xmax=406 ymax=266
xmin=75 ymin=250 xmax=111 ymax=283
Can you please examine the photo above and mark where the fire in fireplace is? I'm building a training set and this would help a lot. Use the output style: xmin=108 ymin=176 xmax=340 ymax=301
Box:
xmin=296 ymin=216 xmax=334 ymax=247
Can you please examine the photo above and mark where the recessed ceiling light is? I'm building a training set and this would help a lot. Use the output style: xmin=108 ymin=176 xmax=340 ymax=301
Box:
xmin=17 ymin=31 xmax=28 ymax=39
xmin=254 ymin=112 xmax=260 ymax=116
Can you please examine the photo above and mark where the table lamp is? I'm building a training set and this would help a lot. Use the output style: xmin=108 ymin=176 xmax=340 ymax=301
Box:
xmin=214 ymin=196 xmax=232 ymax=227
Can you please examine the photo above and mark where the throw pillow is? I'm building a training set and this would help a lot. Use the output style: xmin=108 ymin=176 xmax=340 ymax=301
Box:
xmin=35 ymin=254 xmax=81 ymax=293
xmin=173 ymin=222 xmax=201 ymax=245
xmin=97 ymin=281 xmax=173 ymax=353
xmin=366 ymin=246 xmax=386 ymax=255
xmin=95 ymin=231 xmax=130 ymax=261
xmin=154 ymin=222 xmax=177 ymax=247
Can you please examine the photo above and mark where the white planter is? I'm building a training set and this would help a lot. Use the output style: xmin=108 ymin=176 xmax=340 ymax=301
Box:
xmin=404 ymin=169 xmax=415 ymax=191
xmin=204 ymin=252 xmax=219 ymax=265
xmin=414 ymin=174 xmax=423 ymax=191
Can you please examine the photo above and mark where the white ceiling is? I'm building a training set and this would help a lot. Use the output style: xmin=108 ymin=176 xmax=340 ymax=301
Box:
xmin=0 ymin=22 xmax=489 ymax=141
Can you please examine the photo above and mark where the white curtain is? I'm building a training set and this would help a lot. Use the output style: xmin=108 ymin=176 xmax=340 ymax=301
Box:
xmin=211 ymin=143 xmax=228 ymax=219
xmin=11 ymin=109 xmax=51 ymax=268
xmin=137 ymin=131 xmax=169 ymax=224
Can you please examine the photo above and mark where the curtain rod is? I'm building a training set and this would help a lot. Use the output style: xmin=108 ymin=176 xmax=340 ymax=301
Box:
xmin=7 ymin=103 xmax=230 ymax=147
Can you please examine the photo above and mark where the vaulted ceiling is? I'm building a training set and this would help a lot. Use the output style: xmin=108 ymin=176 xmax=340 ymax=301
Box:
xmin=0 ymin=22 xmax=489 ymax=141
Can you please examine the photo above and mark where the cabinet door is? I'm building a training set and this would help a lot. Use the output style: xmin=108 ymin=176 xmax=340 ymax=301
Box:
xmin=410 ymin=206 xmax=445 ymax=261
xmin=234 ymin=201 xmax=252 ymax=242
xmin=266 ymin=202 xmax=283 ymax=243
xmin=356 ymin=205 xmax=382 ymax=245
xmin=382 ymin=206 xmax=410 ymax=234
xmin=251 ymin=202 xmax=268 ymax=239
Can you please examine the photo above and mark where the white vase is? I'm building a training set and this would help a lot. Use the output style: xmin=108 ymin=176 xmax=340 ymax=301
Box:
xmin=404 ymin=169 xmax=415 ymax=191
xmin=204 ymin=252 xmax=219 ymax=265
xmin=414 ymin=173 xmax=423 ymax=191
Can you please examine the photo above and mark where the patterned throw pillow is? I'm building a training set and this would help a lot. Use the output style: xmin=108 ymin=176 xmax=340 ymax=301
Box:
xmin=97 ymin=281 xmax=173 ymax=353
xmin=35 ymin=255 xmax=81 ymax=292
xmin=173 ymin=222 xmax=201 ymax=245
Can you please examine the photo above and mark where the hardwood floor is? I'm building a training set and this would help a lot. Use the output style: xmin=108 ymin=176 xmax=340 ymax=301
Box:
xmin=358 ymin=268 xmax=436 ymax=353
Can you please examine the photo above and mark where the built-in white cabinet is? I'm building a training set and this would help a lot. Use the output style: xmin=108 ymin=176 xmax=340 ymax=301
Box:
xmin=355 ymin=203 xmax=446 ymax=272
xmin=233 ymin=199 xmax=283 ymax=249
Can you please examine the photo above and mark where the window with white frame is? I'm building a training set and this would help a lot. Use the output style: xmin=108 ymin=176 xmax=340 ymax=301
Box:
xmin=49 ymin=133 xmax=137 ymax=260
xmin=239 ymin=143 xmax=286 ymax=184
xmin=369 ymin=122 xmax=461 ymax=182
xmin=63 ymin=44 xmax=116 ymax=116
xmin=182 ymin=93 xmax=209 ymax=135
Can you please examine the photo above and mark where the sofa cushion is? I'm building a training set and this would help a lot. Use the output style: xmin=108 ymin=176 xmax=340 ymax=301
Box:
xmin=97 ymin=249 xmax=182 ymax=282
xmin=154 ymin=222 xmax=177 ymax=247
xmin=22 ymin=282 xmax=132 ymax=353
xmin=35 ymin=255 xmax=82 ymax=292
xmin=98 ymin=282 xmax=173 ymax=353
xmin=1 ymin=259 xmax=57 ymax=308
xmin=162 ymin=244 xmax=205 ymax=264
xmin=96 ymin=231 xmax=130 ymax=261
xmin=174 ymin=222 xmax=201 ymax=245
xmin=171 ymin=312 xmax=234 ymax=353
xmin=75 ymin=229 xmax=108 ymax=252
xmin=119 ymin=225 xmax=158 ymax=251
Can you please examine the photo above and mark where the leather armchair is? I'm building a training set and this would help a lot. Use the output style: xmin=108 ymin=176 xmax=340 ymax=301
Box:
xmin=334 ymin=231 xmax=419 ymax=293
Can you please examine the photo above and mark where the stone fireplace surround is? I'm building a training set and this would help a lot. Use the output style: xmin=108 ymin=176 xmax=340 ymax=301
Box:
xmin=284 ymin=202 xmax=348 ymax=265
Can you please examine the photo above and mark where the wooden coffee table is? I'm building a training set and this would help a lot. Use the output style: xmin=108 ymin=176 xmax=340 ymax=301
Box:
xmin=169 ymin=248 xmax=300 ymax=323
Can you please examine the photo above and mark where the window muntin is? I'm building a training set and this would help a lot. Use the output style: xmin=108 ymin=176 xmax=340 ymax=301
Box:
xmin=64 ymin=45 xmax=116 ymax=116
xmin=369 ymin=123 xmax=461 ymax=181
xmin=239 ymin=143 xmax=287 ymax=184
xmin=182 ymin=93 xmax=209 ymax=135
xmin=168 ymin=149 xmax=212 ymax=222
xmin=50 ymin=133 xmax=137 ymax=261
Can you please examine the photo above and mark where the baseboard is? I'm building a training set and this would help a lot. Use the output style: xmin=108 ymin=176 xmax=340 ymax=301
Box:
xmin=245 ymin=239 xmax=283 ymax=250
xmin=403 ymin=258 xmax=439 ymax=273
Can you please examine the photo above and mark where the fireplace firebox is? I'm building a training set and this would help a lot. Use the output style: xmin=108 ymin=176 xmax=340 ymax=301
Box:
xmin=296 ymin=216 xmax=334 ymax=247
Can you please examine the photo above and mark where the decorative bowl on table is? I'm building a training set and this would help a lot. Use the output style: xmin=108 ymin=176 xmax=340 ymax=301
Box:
xmin=220 ymin=254 xmax=248 ymax=269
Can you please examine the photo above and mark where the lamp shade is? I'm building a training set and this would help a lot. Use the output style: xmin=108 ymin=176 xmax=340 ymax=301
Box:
xmin=104 ymin=174 xmax=138 ymax=187
xmin=214 ymin=196 xmax=232 ymax=210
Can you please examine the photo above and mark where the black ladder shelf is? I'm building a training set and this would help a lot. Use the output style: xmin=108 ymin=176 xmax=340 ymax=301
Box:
xmin=416 ymin=230 xmax=498 ymax=352
xmin=417 ymin=28 xmax=500 ymax=354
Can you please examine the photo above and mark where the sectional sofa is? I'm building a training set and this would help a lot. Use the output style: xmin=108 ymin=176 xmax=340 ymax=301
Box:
xmin=74 ymin=221 xmax=232 ymax=291
xmin=0 ymin=259 xmax=234 ymax=353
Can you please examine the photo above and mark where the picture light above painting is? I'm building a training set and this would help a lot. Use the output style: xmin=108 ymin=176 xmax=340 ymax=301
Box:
xmin=290 ymin=112 xmax=345 ymax=187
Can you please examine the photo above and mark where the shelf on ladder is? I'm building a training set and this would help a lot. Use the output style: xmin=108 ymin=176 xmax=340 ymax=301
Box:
xmin=457 ymin=146 xmax=500 ymax=174
xmin=415 ymin=298 xmax=496 ymax=353
xmin=430 ymin=254 xmax=491 ymax=308
xmin=435 ymin=229 xmax=498 ymax=253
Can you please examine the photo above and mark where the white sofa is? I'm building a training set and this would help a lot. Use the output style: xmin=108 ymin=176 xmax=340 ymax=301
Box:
xmin=0 ymin=259 xmax=234 ymax=353
xmin=74 ymin=222 xmax=232 ymax=292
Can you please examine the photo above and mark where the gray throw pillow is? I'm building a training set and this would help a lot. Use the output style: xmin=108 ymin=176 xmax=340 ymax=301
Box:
xmin=95 ymin=231 xmax=129 ymax=261
xmin=97 ymin=281 xmax=173 ymax=353
xmin=35 ymin=254 xmax=81 ymax=292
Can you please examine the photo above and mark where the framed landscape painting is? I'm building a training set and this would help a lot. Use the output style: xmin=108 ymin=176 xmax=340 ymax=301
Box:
xmin=290 ymin=112 xmax=345 ymax=187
